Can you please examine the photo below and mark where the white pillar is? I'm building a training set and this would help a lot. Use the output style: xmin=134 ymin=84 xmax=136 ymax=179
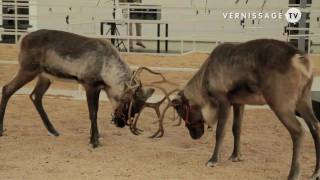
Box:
xmin=29 ymin=0 xmax=38 ymax=31
xmin=298 ymin=0 xmax=307 ymax=52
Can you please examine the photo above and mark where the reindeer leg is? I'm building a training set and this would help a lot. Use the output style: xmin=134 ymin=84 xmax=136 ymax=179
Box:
xmin=297 ymin=102 xmax=320 ymax=180
xmin=273 ymin=110 xmax=304 ymax=180
xmin=30 ymin=76 xmax=59 ymax=136
xmin=84 ymin=85 xmax=101 ymax=148
xmin=0 ymin=69 xmax=38 ymax=136
xmin=261 ymin=75 xmax=305 ymax=180
xmin=207 ymin=97 xmax=231 ymax=167
xmin=229 ymin=104 xmax=245 ymax=162
xmin=296 ymin=96 xmax=320 ymax=180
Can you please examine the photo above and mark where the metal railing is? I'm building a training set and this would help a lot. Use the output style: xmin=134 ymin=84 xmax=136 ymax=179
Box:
xmin=0 ymin=1 xmax=319 ymax=54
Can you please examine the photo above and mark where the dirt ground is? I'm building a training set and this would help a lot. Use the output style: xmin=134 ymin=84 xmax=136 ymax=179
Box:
xmin=0 ymin=96 xmax=316 ymax=180
xmin=0 ymin=44 xmax=319 ymax=179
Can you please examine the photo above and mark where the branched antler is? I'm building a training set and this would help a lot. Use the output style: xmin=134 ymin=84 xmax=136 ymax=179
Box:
xmin=172 ymin=110 xmax=182 ymax=126
xmin=145 ymin=86 xmax=180 ymax=138
xmin=132 ymin=67 xmax=178 ymax=86
xmin=126 ymin=66 xmax=181 ymax=138
xmin=129 ymin=95 xmax=167 ymax=136
xmin=129 ymin=85 xmax=180 ymax=138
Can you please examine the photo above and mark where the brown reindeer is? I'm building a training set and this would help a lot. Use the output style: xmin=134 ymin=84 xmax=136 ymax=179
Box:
xmin=168 ymin=39 xmax=319 ymax=180
xmin=0 ymin=29 xmax=156 ymax=148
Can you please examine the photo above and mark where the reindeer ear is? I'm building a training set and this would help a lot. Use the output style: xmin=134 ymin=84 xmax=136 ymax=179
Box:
xmin=137 ymin=87 xmax=155 ymax=101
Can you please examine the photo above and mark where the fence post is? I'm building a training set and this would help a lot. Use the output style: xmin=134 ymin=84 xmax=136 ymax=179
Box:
xmin=14 ymin=0 xmax=18 ymax=43
xmin=298 ymin=0 xmax=307 ymax=52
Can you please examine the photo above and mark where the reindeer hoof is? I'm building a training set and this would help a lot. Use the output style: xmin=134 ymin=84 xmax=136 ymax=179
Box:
xmin=90 ymin=138 xmax=100 ymax=148
xmin=0 ymin=129 xmax=6 ymax=136
xmin=91 ymin=142 xmax=99 ymax=148
xmin=228 ymin=155 xmax=243 ymax=162
xmin=206 ymin=160 xmax=218 ymax=167
xmin=92 ymin=144 xmax=99 ymax=148
xmin=48 ymin=131 xmax=59 ymax=137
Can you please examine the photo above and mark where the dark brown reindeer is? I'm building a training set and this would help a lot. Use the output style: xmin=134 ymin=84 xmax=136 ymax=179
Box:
xmin=168 ymin=39 xmax=320 ymax=180
xmin=0 ymin=29 xmax=156 ymax=148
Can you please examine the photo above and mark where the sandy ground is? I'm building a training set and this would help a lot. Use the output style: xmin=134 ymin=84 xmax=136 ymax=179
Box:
xmin=0 ymin=44 xmax=319 ymax=179
xmin=0 ymin=96 xmax=317 ymax=180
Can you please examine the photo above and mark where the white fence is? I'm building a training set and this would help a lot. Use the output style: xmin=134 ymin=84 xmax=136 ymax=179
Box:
xmin=0 ymin=0 xmax=319 ymax=54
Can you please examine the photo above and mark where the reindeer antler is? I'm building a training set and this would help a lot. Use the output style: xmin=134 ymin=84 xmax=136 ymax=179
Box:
xmin=125 ymin=67 xmax=163 ymax=131
xmin=129 ymin=84 xmax=180 ymax=138
xmin=149 ymin=86 xmax=180 ymax=138
xmin=171 ymin=110 xmax=183 ymax=126
xmin=125 ymin=66 xmax=181 ymax=138
xmin=129 ymin=95 xmax=167 ymax=136
xmin=132 ymin=67 xmax=178 ymax=86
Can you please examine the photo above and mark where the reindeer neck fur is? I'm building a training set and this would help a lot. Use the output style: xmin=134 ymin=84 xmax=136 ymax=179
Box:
xmin=182 ymin=57 xmax=220 ymax=126
xmin=183 ymin=59 xmax=210 ymax=107
xmin=100 ymin=54 xmax=132 ymax=104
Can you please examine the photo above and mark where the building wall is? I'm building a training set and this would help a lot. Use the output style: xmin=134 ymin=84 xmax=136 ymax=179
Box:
xmin=6 ymin=0 xmax=320 ymax=44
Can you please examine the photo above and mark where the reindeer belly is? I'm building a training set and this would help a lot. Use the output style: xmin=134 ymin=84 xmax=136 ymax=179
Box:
xmin=41 ymin=71 xmax=79 ymax=83
xmin=228 ymin=82 xmax=266 ymax=105
xmin=231 ymin=93 xmax=266 ymax=105
xmin=41 ymin=50 xmax=100 ymax=83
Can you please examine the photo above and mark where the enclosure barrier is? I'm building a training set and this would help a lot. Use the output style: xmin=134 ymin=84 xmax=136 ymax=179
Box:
xmin=0 ymin=1 xmax=319 ymax=54
xmin=0 ymin=1 xmax=319 ymax=100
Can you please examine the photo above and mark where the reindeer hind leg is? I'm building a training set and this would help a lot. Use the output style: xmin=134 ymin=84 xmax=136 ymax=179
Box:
xmin=0 ymin=69 xmax=39 ymax=135
xmin=297 ymin=100 xmax=320 ymax=180
xmin=30 ymin=76 xmax=59 ymax=136
xmin=296 ymin=82 xmax=320 ymax=180
xmin=272 ymin=109 xmax=304 ymax=180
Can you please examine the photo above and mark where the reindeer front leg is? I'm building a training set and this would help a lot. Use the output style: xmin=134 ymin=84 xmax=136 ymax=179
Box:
xmin=207 ymin=96 xmax=231 ymax=167
xmin=30 ymin=76 xmax=59 ymax=136
xmin=229 ymin=104 xmax=245 ymax=162
xmin=84 ymin=85 xmax=101 ymax=148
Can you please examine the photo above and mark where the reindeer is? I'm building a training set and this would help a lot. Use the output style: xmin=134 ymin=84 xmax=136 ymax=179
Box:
xmin=167 ymin=39 xmax=320 ymax=180
xmin=0 ymin=29 xmax=156 ymax=148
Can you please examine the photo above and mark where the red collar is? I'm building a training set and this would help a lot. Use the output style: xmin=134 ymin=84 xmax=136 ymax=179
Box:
xmin=183 ymin=103 xmax=191 ymax=126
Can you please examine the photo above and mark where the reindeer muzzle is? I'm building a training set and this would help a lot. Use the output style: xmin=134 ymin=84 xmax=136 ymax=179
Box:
xmin=187 ymin=122 xmax=204 ymax=139
xmin=112 ymin=114 xmax=126 ymax=128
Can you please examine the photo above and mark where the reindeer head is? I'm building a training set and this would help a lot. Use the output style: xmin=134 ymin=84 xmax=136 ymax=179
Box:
xmin=112 ymin=83 xmax=154 ymax=128
xmin=112 ymin=66 xmax=172 ymax=128
xmin=112 ymin=66 xmax=183 ymax=138
xmin=172 ymin=91 xmax=205 ymax=139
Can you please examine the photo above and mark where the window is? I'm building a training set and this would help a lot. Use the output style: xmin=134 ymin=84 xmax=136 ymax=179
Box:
xmin=289 ymin=0 xmax=312 ymax=4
